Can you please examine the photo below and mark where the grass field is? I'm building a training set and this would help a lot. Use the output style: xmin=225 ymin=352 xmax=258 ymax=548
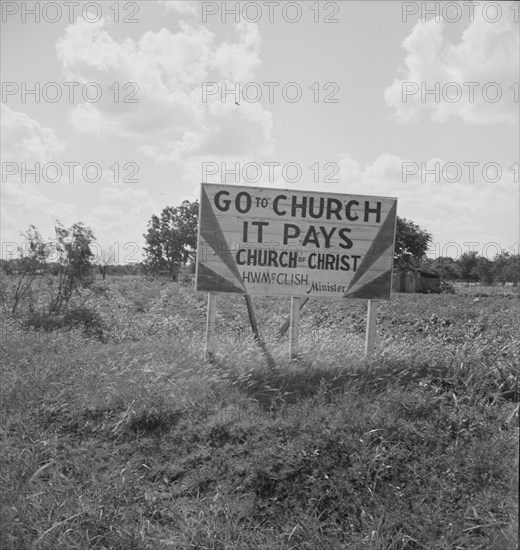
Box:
xmin=1 ymin=277 xmax=518 ymax=549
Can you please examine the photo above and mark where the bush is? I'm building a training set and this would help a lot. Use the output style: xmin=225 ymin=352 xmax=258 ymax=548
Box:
xmin=23 ymin=305 xmax=105 ymax=340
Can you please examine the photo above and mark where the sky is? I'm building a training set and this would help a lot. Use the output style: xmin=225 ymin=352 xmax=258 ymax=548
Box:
xmin=1 ymin=0 xmax=519 ymax=263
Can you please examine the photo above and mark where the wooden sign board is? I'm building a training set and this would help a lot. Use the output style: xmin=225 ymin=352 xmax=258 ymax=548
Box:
xmin=196 ymin=183 xmax=397 ymax=299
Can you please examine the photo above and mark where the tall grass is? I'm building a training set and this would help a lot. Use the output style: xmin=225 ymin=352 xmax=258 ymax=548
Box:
xmin=0 ymin=277 xmax=518 ymax=549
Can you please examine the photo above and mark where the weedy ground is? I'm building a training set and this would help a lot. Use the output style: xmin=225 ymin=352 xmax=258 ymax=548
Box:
xmin=0 ymin=277 xmax=518 ymax=549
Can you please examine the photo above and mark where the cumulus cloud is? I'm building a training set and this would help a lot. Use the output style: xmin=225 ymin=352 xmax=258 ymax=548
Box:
xmin=0 ymin=104 xmax=154 ymax=253
xmin=210 ymin=21 xmax=261 ymax=81
xmin=0 ymin=105 xmax=76 ymax=244
xmin=385 ymin=5 xmax=519 ymax=125
xmin=55 ymin=16 xmax=271 ymax=159
xmin=337 ymin=153 xmax=517 ymax=251
xmin=1 ymin=104 xmax=66 ymax=163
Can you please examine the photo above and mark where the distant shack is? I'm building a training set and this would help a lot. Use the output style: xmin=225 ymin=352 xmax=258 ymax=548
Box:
xmin=392 ymin=268 xmax=441 ymax=294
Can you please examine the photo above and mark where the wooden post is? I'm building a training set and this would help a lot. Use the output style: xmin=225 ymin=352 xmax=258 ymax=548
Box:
xmin=244 ymin=295 xmax=276 ymax=369
xmin=365 ymin=299 xmax=377 ymax=357
xmin=205 ymin=293 xmax=217 ymax=360
xmin=277 ymin=296 xmax=309 ymax=338
xmin=289 ymin=297 xmax=301 ymax=359
xmin=244 ymin=295 xmax=260 ymax=339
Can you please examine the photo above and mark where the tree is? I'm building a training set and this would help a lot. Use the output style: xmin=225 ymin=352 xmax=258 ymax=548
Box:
xmin=423 ymin=256 xmax=460 ymax=280
xmin=494 ymin=252 xmax=520 ymax=286
xmin=394 ymin=217 xmax=433 ymax=268
xmin=49 ymin=221 xmax=96 ymax=313
xmin=475 ymin=256 xmax=495 ymax=285
xmin=458 ymin=251 xmax=479 ymax=284
xmin=96 ymin=248 xmax=116 ymax=280
xmin=143 ymin=200 xmax=199 ymax=279
xmin=10 ymin=225 xmax=50 ymax=314
xmin=0 ymin=259 xmax=14 ymax=275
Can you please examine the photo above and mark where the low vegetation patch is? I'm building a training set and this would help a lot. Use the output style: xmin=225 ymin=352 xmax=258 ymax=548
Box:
xmin=1 ymin=278 xmax=518 ymax=549
xmin=22 ymin=305 xmax=106 ymax=341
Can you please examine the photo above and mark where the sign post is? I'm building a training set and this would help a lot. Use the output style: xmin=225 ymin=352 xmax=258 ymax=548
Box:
xmin=365 ymin=299 xmax=377 ymax=356
xmin=289 ymin=296 xmax=301 ymax=358
xmin=244 ymin=295 xmax=276 ymax=368
xmin=205 ymin=293 xmax=217 ymax=360
xmin=278 ymin=296 xmax=309 ymax=338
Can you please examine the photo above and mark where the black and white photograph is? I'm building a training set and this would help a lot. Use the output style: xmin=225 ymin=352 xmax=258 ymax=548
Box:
xmin=1 ymin=1 xmax=518 ymax=548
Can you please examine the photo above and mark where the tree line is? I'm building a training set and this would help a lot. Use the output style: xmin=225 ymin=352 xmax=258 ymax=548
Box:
xmin=2 ymin=201 xmax=519 ymax=303
xmin=140 ymin=203 xmax=519 ymax=286
xmin=423 ymin=251 xmax=519 ymax=286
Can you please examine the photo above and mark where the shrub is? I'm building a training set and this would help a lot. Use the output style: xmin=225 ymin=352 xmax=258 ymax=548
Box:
xmin=23 ymin=305 xmax=105 ymax=340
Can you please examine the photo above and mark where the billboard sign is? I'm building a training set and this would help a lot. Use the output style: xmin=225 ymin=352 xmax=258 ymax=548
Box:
xmin=196 ymin=183 xmax=397 ymax=299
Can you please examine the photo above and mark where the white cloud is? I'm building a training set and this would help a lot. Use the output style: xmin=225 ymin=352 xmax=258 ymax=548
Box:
xmin=0 ymin=105 xmax=75 ymax=245
xmin=0 ymin=104 xmax=154 ymax=254
xmin=210 ymin=21 xmax=261 ymax=81
xmin=1 ymin=181 xmax=155 ymax=261
xmin=338 ymin=153 xmax=518 ymax=250
xmin=67 ymin=102 xmax=124 ymax=139
xmin=55 ymin=17 xmax=271 ymax=160
xmin=385 ymin=6 xmax=519 ymax=125
xmin=1 ymin=104 xmax=66 ymax=163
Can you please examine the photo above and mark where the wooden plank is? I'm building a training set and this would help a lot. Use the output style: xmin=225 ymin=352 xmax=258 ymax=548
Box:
xmin=205 ymin=293 xmax=217 ymax=360
xmin=278 ymin=296 xmax=309 ymax=337
xmin=244 ymin=295 xmax=276 ymax=369
xmin=364 ymin=299 xmax=377 ymax=356
xmin=244 ymin=294 xmax=260 ymax=337
xmin=289 ymin=296 xmax=301 ymax=358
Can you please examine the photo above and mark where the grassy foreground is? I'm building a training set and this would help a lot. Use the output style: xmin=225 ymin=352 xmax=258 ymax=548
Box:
xmin=0 ymin=278 xmax=518 ymax=549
